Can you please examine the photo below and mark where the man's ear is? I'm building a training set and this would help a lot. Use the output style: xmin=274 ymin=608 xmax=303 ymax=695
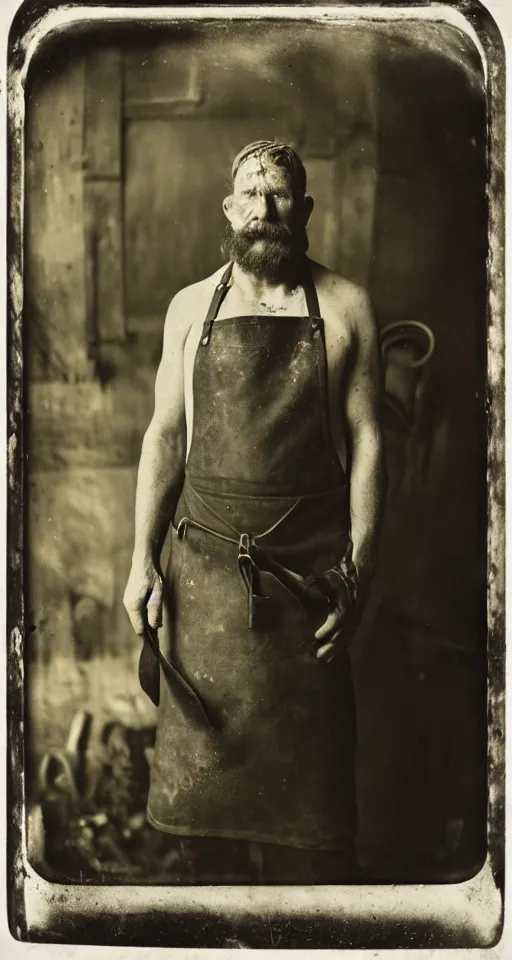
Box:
xmin=304 ymin=194 xmax=314 ymax=226
xmin=222 ymin=195 xmax=233 ymax=222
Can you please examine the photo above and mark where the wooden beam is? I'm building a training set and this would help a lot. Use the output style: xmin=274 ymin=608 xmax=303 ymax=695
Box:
xmin=123 ymin=100 xmax=303 ymax=125
xmin=84 ymin=48 xmax=123 ymax=179
xmin=25 ymin=57 xmax=90 ymax=382
xmin=84 ymin=180 xmax=125 ymax=347
xmin=83 ymin=46 xmax=125 ymax=364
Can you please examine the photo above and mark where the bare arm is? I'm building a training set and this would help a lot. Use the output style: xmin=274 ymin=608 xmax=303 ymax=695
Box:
xmin=314 ymin=286 xmax=385 ymax=659
xmin=344 ymin=288 xmax=386 ymax=587
xmin=124 ymin=293 xmax=191 ymax=633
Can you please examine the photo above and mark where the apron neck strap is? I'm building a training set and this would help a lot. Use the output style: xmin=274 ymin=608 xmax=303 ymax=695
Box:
xmin=302 ymin=261 xmax=321 ymax=320
xmin=200 ymin=262 xmax=234 ymax=346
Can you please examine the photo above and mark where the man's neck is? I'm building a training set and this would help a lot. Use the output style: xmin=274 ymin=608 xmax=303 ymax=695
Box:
xmin=230 ymin=260 xmax=304 ymax=304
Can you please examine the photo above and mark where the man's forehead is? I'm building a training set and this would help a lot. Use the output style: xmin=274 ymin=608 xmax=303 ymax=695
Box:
xmin=233 ymin=155 xmax=292 ymax=190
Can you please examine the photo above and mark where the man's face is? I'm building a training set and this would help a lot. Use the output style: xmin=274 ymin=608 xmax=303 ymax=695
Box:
xmin=229 ymin=156 xmax=300 ymax=231
xmin=222 ymin=155 xmax=313 ymax=281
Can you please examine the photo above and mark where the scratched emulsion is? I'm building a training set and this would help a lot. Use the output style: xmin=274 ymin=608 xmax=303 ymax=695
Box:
xmin=484 ymin=16 xmax=506 ymax=895
xmin=7 ymin=6 xmax=30 ymax=943
xmin=6 ymin=0 xmax=506 ymax=949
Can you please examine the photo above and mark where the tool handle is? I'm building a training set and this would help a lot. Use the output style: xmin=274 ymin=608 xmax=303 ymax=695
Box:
xmin=250 ymin=546 xmax=328 ymax=620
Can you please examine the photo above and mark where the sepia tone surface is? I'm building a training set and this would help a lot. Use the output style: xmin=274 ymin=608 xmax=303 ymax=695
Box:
xmin=24 ymin=18 xmax=488 ymax=882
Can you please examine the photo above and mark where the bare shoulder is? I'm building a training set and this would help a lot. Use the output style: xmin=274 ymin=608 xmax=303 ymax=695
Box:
xmin=164 ymin=264 xmax=229 ymax=340
xmin=309 ymin=259 xmax=375 ymax=337
xmin=172 ymin=263 xmax=228 ymax=308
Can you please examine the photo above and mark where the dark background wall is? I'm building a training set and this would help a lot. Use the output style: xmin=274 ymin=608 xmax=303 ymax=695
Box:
xmin=24 ymin=19 xmax=488 ymax=878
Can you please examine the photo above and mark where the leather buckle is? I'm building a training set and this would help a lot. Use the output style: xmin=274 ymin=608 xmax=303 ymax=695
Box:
xmin=238 ymin=532 xmax=252 ymax=556
xmin=176 ymin=517 xmax=190 ymax=540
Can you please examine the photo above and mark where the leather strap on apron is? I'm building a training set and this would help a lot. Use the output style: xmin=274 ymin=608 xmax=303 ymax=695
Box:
xmin=200 ymin=263 xmax=234 ymax=346
xmin=175 ymin=481 xmax=330 ymax=628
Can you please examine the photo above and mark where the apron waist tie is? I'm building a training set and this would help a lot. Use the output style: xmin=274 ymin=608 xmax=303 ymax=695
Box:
xmin=176 ymin=516 xmax=328 ymax=628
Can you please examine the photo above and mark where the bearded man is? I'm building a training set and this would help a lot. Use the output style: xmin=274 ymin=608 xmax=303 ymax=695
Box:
xmin=123 ymin=140 xmax=385 ymax=884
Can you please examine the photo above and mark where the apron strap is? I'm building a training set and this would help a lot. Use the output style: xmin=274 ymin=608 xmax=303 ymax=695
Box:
xmin=200 ymin=262 xmax=234 ymax=346
xmin=301 ymin=262 xmax=341 ymax=476
xmin=302 ymin=261 xmax=321 ymax=322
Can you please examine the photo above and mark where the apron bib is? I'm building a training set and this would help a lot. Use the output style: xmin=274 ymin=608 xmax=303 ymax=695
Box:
xmin=146 ymin=262 xmax=357 ymax=850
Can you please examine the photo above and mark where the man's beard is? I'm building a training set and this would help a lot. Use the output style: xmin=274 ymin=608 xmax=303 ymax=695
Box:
xmin=221 ymin=221 xmax=309 ymax=282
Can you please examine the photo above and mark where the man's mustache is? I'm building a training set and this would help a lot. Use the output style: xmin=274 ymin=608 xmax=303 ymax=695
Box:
xmin=236 ymin=222 xmax=292 ymax=243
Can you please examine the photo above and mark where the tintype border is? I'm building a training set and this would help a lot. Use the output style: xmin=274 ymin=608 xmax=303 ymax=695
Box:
xmin=6 ymin=0 xmax=506 ymax=949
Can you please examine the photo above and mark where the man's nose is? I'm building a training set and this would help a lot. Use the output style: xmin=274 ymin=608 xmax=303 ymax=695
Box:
xmin=251 ymin=192 xmax=275 ymax=221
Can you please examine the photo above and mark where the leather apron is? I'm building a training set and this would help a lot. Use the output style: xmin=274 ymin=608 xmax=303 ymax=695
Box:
xmin=146 ymin=261 xmax=357 ymax=851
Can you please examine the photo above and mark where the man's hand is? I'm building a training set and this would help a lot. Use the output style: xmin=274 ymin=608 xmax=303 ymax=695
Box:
xmin=312 ymin=563 xmax=361 ymax=663
xmin=123 ymin=559 xmax=164 ymax=635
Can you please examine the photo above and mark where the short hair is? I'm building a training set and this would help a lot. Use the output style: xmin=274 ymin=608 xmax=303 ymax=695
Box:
xmin=231 ymin=140 xmax=307 ymax=197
